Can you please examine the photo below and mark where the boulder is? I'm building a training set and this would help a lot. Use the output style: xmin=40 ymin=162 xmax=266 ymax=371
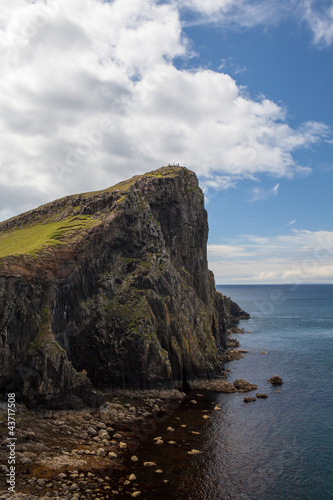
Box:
xmin=233 ymin=379 xmax=258 ymax=392
xmin=267 ymin=376 xmax=283 ymax=385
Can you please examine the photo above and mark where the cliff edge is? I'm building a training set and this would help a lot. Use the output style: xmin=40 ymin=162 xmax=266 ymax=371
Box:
xmin=0 ymin=166 xmax=248 ymax=408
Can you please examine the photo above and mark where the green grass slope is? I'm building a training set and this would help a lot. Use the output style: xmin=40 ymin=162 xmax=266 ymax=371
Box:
xmin=0 ymin=165 xmax=187 ymax=260
xmin=0 ymin=216 xmax=98 ymax=259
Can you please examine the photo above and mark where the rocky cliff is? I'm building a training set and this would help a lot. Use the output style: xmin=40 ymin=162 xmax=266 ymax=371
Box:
xmin=0 ymin=166 xmax=248 ymax=409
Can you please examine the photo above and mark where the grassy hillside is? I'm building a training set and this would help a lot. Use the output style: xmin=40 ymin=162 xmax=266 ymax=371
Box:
xmin=0 ymin=165 xmax=186 ymax=260
xmin=0 ymin=216 xmax=98 ymax=259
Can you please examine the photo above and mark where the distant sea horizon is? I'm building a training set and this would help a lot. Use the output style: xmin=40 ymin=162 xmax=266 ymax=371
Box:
xmin=216 ymin=282 xmax=333 ymax=285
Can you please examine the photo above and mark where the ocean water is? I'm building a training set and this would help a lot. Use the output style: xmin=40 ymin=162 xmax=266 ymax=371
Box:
xmin=114 ymin=284 xmax=333 ymax=499
xmin=177 ymin=284 xmax=333 ymax=500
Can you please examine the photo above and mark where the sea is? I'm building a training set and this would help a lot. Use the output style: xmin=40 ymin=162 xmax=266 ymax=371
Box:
xmin=116 ymin=284 xmax=333 ymax=499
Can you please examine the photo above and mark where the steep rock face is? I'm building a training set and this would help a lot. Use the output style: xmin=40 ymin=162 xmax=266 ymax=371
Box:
xmin=0 ymin=166 xmax=248 ymax=408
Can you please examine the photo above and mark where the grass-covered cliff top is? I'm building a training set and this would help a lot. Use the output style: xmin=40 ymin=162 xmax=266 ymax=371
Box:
xmin=0 ymin=165 xmax=193 ymax=259
xmin=80 ymin=164 xmax=184 ymax=198
xmin=0 ymin=216 xmax=99 ymax=259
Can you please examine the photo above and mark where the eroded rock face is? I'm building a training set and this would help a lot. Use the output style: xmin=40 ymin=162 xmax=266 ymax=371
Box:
xmin=0 ymin=166 xmax=248 ymax=408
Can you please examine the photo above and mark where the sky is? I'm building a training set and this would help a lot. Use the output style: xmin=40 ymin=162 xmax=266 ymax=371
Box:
xmin=0 ymin=0 xmax=332 ymax=284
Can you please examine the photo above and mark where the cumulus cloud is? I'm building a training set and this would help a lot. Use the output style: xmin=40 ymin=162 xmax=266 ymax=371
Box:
xmin=0 ymin=0 xmax=330 ymax=221
xmin=208 ymin=230 xmax=333 ymax=283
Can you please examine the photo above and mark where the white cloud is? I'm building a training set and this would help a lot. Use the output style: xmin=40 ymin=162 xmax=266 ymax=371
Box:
xmin=302 ymin=0 xmax=333 ymax=47
xmin=0 ymin=0 xmax=330 ymax=221
xmin=180 ymin=0 xmax=333 ymax=47
xmin=208 ymin=244 xmax=251 ymax=259
xmin=179 ymin=0 xmax=238 ymax=16
xmin=248 ymin=182 xmax=279 ymax=202
xmin=208 ymin=230 xmax=333 ymax=283
xmin=178 ymin=0 xmax=290 ymax=28
xmin=287 ymin=220 xmax=296 ymax=226
xmin=219 ymin=58 xmax=247 ymax=76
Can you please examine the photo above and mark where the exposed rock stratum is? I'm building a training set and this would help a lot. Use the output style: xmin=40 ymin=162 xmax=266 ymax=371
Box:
xmin=0 ymin=166 xmax=248 ymax=408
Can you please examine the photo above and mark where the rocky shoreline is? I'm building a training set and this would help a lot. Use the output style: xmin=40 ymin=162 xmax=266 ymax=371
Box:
xmin=0 ymin=364 xmax=261 ymax=499
xmin=0 ymin=390 xmax=187 ymax=499
xmin=1 ymin=321 xmax=268 ymax=500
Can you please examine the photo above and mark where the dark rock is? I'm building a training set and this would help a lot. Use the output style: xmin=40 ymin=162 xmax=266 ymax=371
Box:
xmin=233 ymin=379 xmax=258 ymax=392
xmin=243 ymin=397 xmax=256 ymax=403
xmin=0 ymin=166 xmax=249 ymax=408
xmin=190 ymin=379 xmax=236 ymax=392
xmin=222 ymin=350 xmax=245 ymax=361
xmin=268 ymin=375 xmax=283 ymax=385
xmin=227 ymin=337 xmax=240 ymax=348
xmin=256 ymin=393 xmax=268 ymax=399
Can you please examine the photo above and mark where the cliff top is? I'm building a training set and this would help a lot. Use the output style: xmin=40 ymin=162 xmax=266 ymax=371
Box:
xmin=0 ymin=166 xmax=197 ymax=261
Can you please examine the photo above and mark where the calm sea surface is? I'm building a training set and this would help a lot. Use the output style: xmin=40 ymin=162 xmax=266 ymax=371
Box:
xmin=179 ymin=284 xmax=333 ymax=500
xmin=117 ymin=285 xmax=333 ymax=499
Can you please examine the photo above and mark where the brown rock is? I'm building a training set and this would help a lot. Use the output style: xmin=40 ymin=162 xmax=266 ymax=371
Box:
xmin=190 ymin=379 xmax=237 ymax=392
xmin=256 ymin=393 xmax=268 ymax=399
xmin=268 ymin=375 xmax=283 ymax=385
xmin=243 ymin=397 xmax=256 ymax=403
xmin=233 ymin=379 xmax=258 ymax=392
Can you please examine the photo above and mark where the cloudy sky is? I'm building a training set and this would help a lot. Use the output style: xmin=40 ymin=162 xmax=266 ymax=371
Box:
xmin=0 ymin=0 xmax=332 ymax=283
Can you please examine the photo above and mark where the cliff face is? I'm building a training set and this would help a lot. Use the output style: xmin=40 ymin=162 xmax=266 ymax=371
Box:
xmin=0 ymin=166 xmax=248 ymax=408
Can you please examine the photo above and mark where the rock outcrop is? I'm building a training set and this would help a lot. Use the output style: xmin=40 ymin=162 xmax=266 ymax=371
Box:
xmin=0 ymin=166 xmax=248 ymax=408
xmin=267 ymin=375 xmax=283 ymax=385
xmin=233 ymin=379 xmax=258 ymax=392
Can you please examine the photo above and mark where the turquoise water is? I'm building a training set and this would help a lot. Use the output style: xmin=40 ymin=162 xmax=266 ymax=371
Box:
xmin=178 ymin=284 xmax=333 ymax=499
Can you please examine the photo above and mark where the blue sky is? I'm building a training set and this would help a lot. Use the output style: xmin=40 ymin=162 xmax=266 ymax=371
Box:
xmin=0 ymin=0 xmax=332 ymax=283
xmin=181 ymin=5 xmax=333 ymax=283
xmin=181 ymin=9 xmax=333 ymax=282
